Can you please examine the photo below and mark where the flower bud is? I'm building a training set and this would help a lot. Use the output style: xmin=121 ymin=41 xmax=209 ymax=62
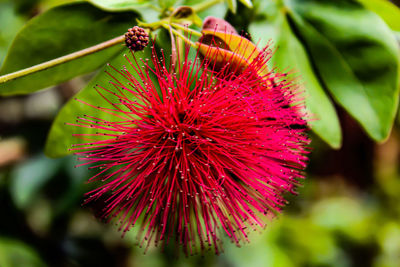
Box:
xmin=197 ymin=17 xmax=267 ymax=75
xmin=124 ymin=26 xmax=149 ymax=52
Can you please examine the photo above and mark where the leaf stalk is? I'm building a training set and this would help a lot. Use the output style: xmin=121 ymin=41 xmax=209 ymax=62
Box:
xmin=0 ymin=35 xmax=125 ymax=84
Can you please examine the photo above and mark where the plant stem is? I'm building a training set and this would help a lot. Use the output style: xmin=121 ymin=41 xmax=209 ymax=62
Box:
xmin=162 ymin=25 xmax=199 ymax=49
xmin=138 ymin=19 xmax=169 ymax=30
xmin=193 ymin=0 xmax=223 ymax=13
xmin=171 ymin=23 xmax=202 ymax=37
xmin=0 ymin=0 xmax=224 ymax=85
xmin=0 ymin=35 xmax=125 ymax=84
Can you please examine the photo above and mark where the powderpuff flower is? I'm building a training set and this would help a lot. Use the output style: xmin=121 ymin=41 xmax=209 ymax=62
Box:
xmin=71 ymin=36 xmax=309 ymax=255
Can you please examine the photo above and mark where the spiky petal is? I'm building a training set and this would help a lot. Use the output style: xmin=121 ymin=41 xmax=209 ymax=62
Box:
xmin=71 ymin=44 xmax=309 ymax=255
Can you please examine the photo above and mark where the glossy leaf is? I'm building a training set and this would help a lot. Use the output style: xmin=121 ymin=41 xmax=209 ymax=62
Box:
xmin=0 ymin=3 xmax=138 ymax=96
xmin=45 ymin=47 xmax=151 ymax=158
xmin=356 ymin=0 xmax=400 ymax=31
xmin=0 ymin=2 xmax=25 ymax=64
xmin=185 ymin=0 xmax=228 ymax=20
xmin=250 ymin=12 xmax=342 ymax=148
xmin=88 ymin=0 xmax=159 ymax=22
xmin=88 ymin=0 xmax=149 ymax=10
xmin=287 ymin=0 xmax=400 ymax=141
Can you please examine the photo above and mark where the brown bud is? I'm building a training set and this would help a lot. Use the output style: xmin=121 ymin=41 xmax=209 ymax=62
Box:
xmin=202 ymin=16 xmax=238 ymax=35
xmin=125 ymin=26 xmax=149 ymax=52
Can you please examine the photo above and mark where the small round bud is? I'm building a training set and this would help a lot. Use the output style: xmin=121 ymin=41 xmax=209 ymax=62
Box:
xmin=125 ymin=26 xmax=149 ymax=51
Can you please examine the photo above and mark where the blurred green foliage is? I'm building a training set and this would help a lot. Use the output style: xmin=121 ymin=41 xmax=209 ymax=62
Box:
xmin=1 ymin=0 xmax=400 ymax=266
xmin=0 ymin=238 xmax=45 ymax=267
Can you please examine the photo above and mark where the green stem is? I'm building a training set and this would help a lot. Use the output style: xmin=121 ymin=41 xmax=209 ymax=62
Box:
xmin=192 ymin=0 xmax=223 ymax=13
xmin=171 ymin=23 xmax=202 ymax=37
xmin=0 ymin=0 xmax=224 ymax=85
xmin=162 ymin=24 xmax=199 ymax=49
xmin=138 ymin=19 xmax=169 ymax=30
xmin=0 ymin=35 xmax=125 ymax=84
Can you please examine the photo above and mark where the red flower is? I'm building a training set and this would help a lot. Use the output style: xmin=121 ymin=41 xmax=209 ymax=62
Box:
xmin=71 ymin=42 xmax=309 ymax=255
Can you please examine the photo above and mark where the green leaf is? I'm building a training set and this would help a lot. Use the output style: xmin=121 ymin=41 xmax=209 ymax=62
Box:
xmin=250 ymin=12 xmax=342 ymax=148
xmin=45 ymin=47 xmax=151 ymax=158
xmin=0 ymin=2 xmax=138 ymax=96
xmin=0 ymin=2 xmax=25 ymax=65
xmin=239 ymin=0 xmax=253 ymax=9
xmin=158 ymin=0 xmax=178 ymax=10
xmin=10 ymin=154 xmax=64 ymax=209
xmin=286 ymin=0 xmax=400 ymax=141
xmin=0 ymin=238 xmax=45 ymax=267
xmin=356 ymin=0 xmax=400 ymax=31
xmin=185 ymin=0 xmax=228 ymax=20
xmin=227 ymin=0 xmax=237 ymax=14
xmin=88 ymin=0 xmax=159 ymax=22
xmin=88 ymin=0 xmax=149 ymax=10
